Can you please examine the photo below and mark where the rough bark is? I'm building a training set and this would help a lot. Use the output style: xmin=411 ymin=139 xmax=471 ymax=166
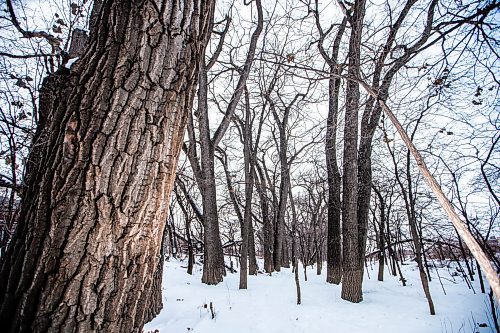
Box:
xmin=0 ymin=1 xmax=215 ymax=332
xmin=201 ymin=61 xmax=227 ymax=284
xmin=341 ymin=0 xmax=366 ymax=303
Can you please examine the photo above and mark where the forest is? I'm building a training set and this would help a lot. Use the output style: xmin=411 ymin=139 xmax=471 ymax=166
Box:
xmin=0 ymin=0 xmax=498 ymax=332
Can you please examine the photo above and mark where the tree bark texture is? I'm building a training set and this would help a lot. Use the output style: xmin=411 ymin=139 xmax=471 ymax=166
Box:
xmin=341 ymin=0 xmax=366 ymax=303
xmin=0 ymin=1 xmax=215 ymax=332
xmin=325 ymin=72 xmax=343 ymax=285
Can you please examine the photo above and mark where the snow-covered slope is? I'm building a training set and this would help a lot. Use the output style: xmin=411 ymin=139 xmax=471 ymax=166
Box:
xmin=144 ymin=259 xmax=495 ymax=333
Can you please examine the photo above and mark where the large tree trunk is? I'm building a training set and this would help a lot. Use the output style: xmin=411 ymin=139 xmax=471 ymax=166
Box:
xmin=0 ymin=1 xmax=215 ymax=332
xmin=352 ymin=0 xmax=438 ymax=302
xmin=341 ymin=0 xmax=366 ymax=303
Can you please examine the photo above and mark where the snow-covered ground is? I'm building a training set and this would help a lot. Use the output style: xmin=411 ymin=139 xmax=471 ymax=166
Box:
xmin=144 ymin=258 xmax=495 ymax=333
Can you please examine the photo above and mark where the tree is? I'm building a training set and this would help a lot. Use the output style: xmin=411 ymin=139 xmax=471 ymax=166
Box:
xmin=184 ymin=0 xmax=263 ymax=285
xmin=254 ymin=156 xmax=274 ymax=272
xmin=340 ymin=0 xmax=366 ymax=303
xmin=229 ymin=85 xmax=268 ymax=286
xmin=309 ymin=0 xmax=347 ymax=284
xmin=0 ymin=0 xmax=216 ymax=331
xmin=364 ymin=80 xmax=500 ymax=303
xmin=0 ymin=0 xmax=91 ymax=255
xmin=384 ymin=120 xmax=436 ymax=314
xmin=371 ymin=183 xmax=387 ymax=282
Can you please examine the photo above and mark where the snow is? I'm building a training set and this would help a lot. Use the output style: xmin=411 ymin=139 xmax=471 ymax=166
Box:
xmin=64 ymin=57 xmax=79 ymax=69
xmin=144 ymin=258 xmax=495 ymax=333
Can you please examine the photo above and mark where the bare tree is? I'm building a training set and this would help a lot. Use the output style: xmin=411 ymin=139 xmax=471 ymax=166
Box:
xmin=340 ymin=0 xmax=366 ymax=303
xmin=184 ymin=0 xmax=263 ymax=285
xmin=383 ymin=120 xmax=436 ymax=314
xmin=309 ymin=0 xmax=347 ymax=285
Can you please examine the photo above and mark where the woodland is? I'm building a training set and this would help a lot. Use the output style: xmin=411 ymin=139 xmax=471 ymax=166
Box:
xmin=0 ymin=0 xmax=498 ymax=332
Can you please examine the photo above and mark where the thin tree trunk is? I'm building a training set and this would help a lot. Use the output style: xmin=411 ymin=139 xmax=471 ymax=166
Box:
xmin=373 ymin=185 xmax=385 ymax=282
xmin=289 ymin=188 xmax=301 ymax=304
xmin=271 ymin=102 xmax=290 ymax=271
xmin=239 ymin=86 xmax=256 ymax=289
xmin=185 ymin=0 xmax=263 ymax=284
xmin=248 ymin=218 xmax=258 ymax=275
xmin=175 ymin=188 xmax=194 ymax=275
xmin=385 ymin=127 xmax=435 ymax=315
xmin=255 ymin=162 xmax=274 ymax=273
xmin=282 ymin=237 xmax=291 ymax=268
xmin=196 ymin=61 xmax=226 ymax=285
xmin=166 ymin=211 xmax=175 ymax=259
xmin=477 ymin=263 xmax=486 ymax=294
xmin=386 ymin=216 xmax=397 ymax=276
xmin=170 ymin=208 xmax=178 ymax=259
xmin=243 ymin=87 xmax=258 ymax=275
xmin=323 ymin=18 xmax=346 ymax=286
xmin=456 ymin=231 xmax=474 ymax=281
